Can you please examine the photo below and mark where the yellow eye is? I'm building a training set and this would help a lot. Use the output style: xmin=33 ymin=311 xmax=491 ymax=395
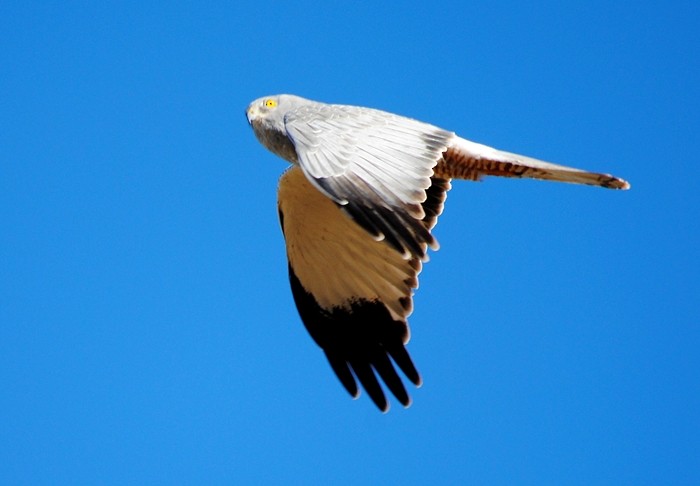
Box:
xmin=264 ymin=99 xmax=277 ymax=108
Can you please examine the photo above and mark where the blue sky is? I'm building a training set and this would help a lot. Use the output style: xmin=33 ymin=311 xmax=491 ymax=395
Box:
xmin=2 ymin=1 xmax=698 ymax=484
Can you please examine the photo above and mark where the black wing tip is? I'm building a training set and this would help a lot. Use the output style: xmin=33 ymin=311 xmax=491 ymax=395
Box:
xmin=372 ymin=352 xmax=411 ymax=407
xmin=325 ymin=349 xmax=418 ymax=412
xmin=349 ymin=358 xmax=389 ymax=412
xmin=387 ymin=343 xmax=421 ymax=387
xmin=288 ymin=262 xmax=421 ymax=412
xmin=325 ymin=351 xmax=359 ymax=398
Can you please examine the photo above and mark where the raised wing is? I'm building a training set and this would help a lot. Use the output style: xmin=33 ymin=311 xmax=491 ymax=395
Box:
xmin=284 ymin=104 xmax=454 ymax=261
xmin=437 ymin=136 xmax=630 ymax=189
xmin=277 ymin=166 xmax=451 ymax=411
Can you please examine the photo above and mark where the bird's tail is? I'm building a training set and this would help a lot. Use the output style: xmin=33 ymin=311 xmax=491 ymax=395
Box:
xmin=435 ymin=136 xmax=630 ymax=190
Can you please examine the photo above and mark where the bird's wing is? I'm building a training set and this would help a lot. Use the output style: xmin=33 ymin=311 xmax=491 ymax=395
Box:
xmin=437 ymin=136 xmax=630 ymax=189
xmin=284 ymin=104 xmax=454 ymax=261
xmin=277 ymin=166 xmax=451 ymax=411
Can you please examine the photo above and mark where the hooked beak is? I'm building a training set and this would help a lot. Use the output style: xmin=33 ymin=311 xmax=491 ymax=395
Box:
xmin=245 ymin=103 xmax=258 ymax=125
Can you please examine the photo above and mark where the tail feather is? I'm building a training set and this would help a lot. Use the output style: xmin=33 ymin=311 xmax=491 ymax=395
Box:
xmin=436 ymin=136 xmax=630 ymax=190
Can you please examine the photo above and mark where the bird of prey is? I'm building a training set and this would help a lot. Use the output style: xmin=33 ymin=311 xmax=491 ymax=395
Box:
xmin=245 ymin=94 xmax=629 ymax=412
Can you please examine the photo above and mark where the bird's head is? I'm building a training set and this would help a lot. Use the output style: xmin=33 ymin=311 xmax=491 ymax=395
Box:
xmin=246 ymin=94 xmax=310 ymax=163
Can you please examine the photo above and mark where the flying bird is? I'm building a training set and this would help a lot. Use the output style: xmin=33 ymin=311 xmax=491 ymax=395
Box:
xmin=245 ymin=94 xmax=629 ymax=412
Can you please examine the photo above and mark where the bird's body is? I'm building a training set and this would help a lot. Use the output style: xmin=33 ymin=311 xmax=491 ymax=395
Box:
xmin=246 ymin=94 xmax=629 ymax=411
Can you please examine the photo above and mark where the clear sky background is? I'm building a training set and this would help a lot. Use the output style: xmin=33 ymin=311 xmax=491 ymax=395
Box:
xmin=2 ymin=1 xmax=698 ymax=484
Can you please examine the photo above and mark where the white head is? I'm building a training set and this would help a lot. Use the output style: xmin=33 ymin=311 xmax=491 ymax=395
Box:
xmin=245 ymin=94 xmax=313 ymax=163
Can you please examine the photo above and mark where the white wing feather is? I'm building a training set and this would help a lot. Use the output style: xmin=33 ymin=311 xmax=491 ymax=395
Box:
xmin=284 ymin=105 xmax=449 ymax=206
